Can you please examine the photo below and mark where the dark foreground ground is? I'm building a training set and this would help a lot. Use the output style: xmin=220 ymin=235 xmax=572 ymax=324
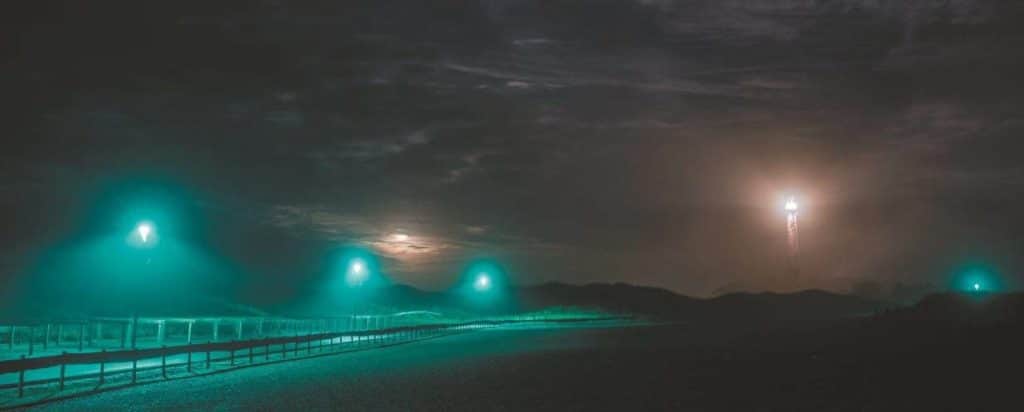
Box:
xmin=25 ymin=319 xmax=1023 ymax=411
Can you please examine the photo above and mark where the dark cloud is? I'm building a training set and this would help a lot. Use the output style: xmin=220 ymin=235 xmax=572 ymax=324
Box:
xmin=3 ymin=0 xmax=1024 ymax=302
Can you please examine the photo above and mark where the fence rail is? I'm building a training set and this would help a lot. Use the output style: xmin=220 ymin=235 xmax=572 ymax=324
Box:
xmin=0 ymin=316 xmax=625 ymax=400
xmin=0 ymin=321 xmax=474 ymax=396
xmin=0 ymin=313 xmax=429 ymax=357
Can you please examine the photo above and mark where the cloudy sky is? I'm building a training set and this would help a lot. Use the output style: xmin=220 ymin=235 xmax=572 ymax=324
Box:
xmin=3 ymin=0 xmax=1024 ymax=303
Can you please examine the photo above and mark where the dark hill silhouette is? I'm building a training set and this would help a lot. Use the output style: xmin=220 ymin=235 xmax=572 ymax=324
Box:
xmin=702 ymin=289 xmax=886 ymax=324
xmin=372 ymin=283 xmax=450 ymax=310
xmin=514 ymin=282 xmax=702 ymax=318
xmin=276 ymin=282 xmax=892 ymax=324
xmin=514 ymin=282 xmax=888 ymax=324
xmin=3 ymin=281 xmax=891 ymax=325
xmin=869 ymin=291 xmax=1024 ymax=324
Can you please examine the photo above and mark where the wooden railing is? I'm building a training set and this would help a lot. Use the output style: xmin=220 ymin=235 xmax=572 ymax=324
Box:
xmin=0 ymin=315 xmax=627 ymax=402
xmin=0 ymin=321 xmax=481 ymax=398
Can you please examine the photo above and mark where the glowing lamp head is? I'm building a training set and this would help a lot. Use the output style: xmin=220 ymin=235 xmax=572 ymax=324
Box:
xmin=137 ymin=225 xmax=151 ymax=242
xmin=785 ymin=197 xmax=799 ymax=213
xmin=136 ymin=222 xmax=154 ymax=243
xmin=473 ymin=273 xmax=492 ymax=292
xmin=345 ymin=258 xmax=369 ymax=287
xmin=392 ymin=233 xmax=409 ymax=242
xmin=955 ymin=267 xmax=1002 ymax=295
xmin=350 ymin=260 xmax=364 ymax=274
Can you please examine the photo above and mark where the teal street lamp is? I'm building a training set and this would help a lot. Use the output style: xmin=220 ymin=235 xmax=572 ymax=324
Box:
xmin=473 ymin=272 xmax=492 ymax=292
xmin=128 ymin=220 xmax=158 ymax=348
xmin=456 ymin=261 xmax=508 ymax=309
xmin=952 ymin=266 xmax=1003 ymax=295
xmin=331 ymin=251 xmax=385 ymax=318
xmin=332 ymin=248 xmax=385 ymax=294
xmin=346 ymin=258 xmax=370 ymax=287
xmin=137 ymin=223 xmax=152 ymax=242
xmin=129 ymin=220 xmax=158 ymax=248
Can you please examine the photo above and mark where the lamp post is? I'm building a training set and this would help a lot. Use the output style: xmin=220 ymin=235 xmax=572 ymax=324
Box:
xmin=458 ymin=261 xmax=506 ymax=315
xmin=129 ymin=221 xmax=157 ymax=348
xmin=346 ymin=259 xmax=368 ymax=287
xmin=344 ymin=257 xmax=371 ymax=331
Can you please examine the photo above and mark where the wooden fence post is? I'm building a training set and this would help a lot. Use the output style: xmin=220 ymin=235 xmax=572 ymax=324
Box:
xmin=131 ymin=353 xmax=138 ymax=384
xmin=161 ymin=346 xmax=167 ymax=378
xmin=187 ymin=351 xmax=192 ymax=373
xmin=59 ymin=351 xmax=67 ymax=390
xmin=157 ymin=321 xmax=165 ymax=346
xmin=130 ymin=316 xmax=138 ymax=349
xmin=18 ymin=355 xmax=25 ymax=397
xmin=100 ymin=349 xmax=106 ymax=384
xmin=206 ymin=350 xmax=211 ymax=369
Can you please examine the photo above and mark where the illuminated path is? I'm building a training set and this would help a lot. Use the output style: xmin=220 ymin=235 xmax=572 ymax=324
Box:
xmin=22 ymin=322 xmax=1022 ymax=411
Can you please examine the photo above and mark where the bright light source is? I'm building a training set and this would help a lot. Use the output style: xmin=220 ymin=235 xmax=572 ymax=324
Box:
xmin=127 ymin=220 xmax=159 ymax=248
xmin=785 ymin=197 xmax=798 ymax=213
xmin=346 ymin=258 xmax=369 ymax=287
xmin=392 ymin=233 xmax=409 ymax=242
xmin=133 ymin=221 xmax=156 ymax=245
xmin=473 ymin=273 xmax=492 ymax=292
xmin=954 ymin=267 xmax=1002 ymax=295
xmin=460 ymin=261 xmax=505 ymax=303
xmin=137 ymin=224 xmax=152 ymax=242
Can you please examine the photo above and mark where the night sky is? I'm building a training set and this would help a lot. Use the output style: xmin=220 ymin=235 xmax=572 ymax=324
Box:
xmin=3 ymin=1 xmax=1024 ymax=305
